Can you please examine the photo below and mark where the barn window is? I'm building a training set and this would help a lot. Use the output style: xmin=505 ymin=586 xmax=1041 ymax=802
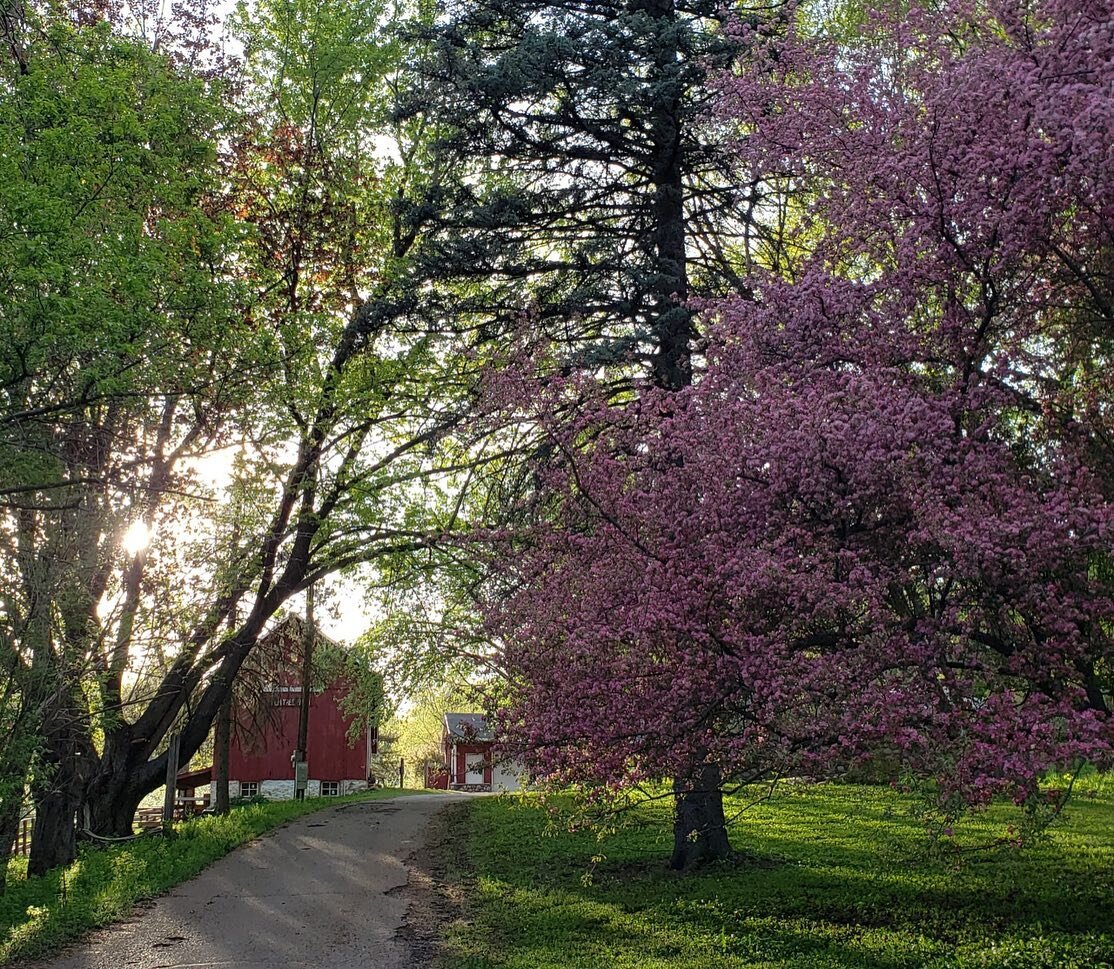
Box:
xmin=241 ymin=782 xmax=259 ymax=798
xmin=321 ymin=781 xmax=340 ymax=797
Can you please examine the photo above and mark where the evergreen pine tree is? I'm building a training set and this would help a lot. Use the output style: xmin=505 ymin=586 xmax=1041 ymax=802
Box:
xmin=412 ymin=0 xmax=780 ymax=867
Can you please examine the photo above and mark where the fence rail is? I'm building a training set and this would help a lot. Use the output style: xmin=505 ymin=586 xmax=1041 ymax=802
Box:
xmin=134 ymin=808 xmax=164 ymax=831
xmin=9 ymin=795 xmax=212 ymax=856
xmin=9 ymin=818 xmax=32 ymax=858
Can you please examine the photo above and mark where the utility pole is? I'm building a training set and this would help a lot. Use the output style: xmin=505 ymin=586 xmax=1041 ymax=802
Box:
xmin=214 ymin=559 xmax=240 ymax=815
xmin=294 ymin=583 xmax=315 ymax=800
xmin=214 ymin=694 xmax=232 ymax=813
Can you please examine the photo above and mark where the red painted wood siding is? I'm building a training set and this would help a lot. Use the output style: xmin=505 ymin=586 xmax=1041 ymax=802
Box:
xmin=229 ymin=682 xmax=367 ymax=781
xmin=453 ymin=743 xmax=493 ymax=786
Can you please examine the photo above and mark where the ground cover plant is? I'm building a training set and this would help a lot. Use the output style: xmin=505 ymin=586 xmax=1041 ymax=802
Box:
xmin=0 ymin=788 xmax=404 ymax=965
xmin=436 ymin=780 xmax=1114 ymax=968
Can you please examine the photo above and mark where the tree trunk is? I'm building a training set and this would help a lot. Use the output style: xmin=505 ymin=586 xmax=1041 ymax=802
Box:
xmin=28 ymin=687 xmax=97 ymax=875
xmin=0 ymin=792 xmax=21 ymax=896
xmin=213 ymin=692 xmax=231 ymax=815
xmin=78 ymin=721 xmax=145 ymax=839
xmin=27 ymin=783 xmax=82 ymax=876
xmin=644 ymin=0 xmax=692 ymax=393
xmin=85 ymin=777 xmax=145 ymax=839
xmin=645 ymin=0 xmax=726 ymax=872
xmin=670 ymin=762 xmax=731 ymax=870
xmin=83 ymin=621 xmax=265 ymax=836
xmin=83 ymin=659 xmax=242 ymax=836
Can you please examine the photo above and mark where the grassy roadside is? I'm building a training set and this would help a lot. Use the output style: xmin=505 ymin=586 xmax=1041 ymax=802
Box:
xmin=436 ymin=780 xmax=1114 ymax=968
xmin=0 ymin=787 xmax=407 ymax=965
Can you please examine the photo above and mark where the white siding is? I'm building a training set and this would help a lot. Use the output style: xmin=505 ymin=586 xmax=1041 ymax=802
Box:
xmin=492 ymin=759 xmax=523 ymax=792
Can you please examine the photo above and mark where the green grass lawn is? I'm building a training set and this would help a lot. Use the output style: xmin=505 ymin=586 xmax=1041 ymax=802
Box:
xmin=437 ymin=778 xmax=1114 ymax=968
xmin=0 ymin=787 xmax=406 ymax=965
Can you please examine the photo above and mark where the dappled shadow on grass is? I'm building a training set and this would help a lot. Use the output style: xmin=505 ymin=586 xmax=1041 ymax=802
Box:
xmin=437 ymin=783 xmax=1114 ymax=969
xmin=594 ymin=849 xmax=785 ymax=886
xmin=453 ymin=879 xmax=927 ymax=969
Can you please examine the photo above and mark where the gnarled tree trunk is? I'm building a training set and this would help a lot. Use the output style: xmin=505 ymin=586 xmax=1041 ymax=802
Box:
xmin=28 ymin=688 xmax=97 ymax=875
xmin=84 ymin=771 xmax=148 ymax=839
xmin=28 ymin=787 xmax=82 ymax=876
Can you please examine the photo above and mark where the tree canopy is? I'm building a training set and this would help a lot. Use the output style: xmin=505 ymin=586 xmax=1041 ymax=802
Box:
xmin=1 ymin=0 xmax=1112 ymax=880
xmin=478 ymin=0 xmax=1114 ymax=861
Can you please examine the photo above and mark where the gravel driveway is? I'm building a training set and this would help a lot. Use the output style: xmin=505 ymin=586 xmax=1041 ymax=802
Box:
xmin=30 ymin=793 xmax=468 ymax=969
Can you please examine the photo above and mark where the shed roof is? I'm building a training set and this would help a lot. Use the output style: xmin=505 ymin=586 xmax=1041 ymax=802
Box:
xmin=443 ymin=712 xmax=493 ymax=742
xmin=175 ymin=766 xmax=212 ymax=790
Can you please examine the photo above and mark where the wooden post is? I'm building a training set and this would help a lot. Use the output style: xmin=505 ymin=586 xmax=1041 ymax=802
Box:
xmin=214 ymin=578 xmax=239 ymax=815
xmin=162 ymin=731 xmax=181 ymax=833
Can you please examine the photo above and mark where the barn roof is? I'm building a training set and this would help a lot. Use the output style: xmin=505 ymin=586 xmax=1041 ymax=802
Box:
xmin=260 ymin=613 xmax=343 ymax=651
xmin=444 ymin=712 xmax=493 ymax=742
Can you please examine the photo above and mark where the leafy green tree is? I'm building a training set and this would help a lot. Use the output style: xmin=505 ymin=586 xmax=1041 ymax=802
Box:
xmin=0 ymin=0 xmax=488 ymax=867
xmin=72 ymin=0 xmax=487 ymax=843
xmin=0 ymin=4 xmax=259 ymax=872
xmin=371 ymin=679 xmax=476 ymax=787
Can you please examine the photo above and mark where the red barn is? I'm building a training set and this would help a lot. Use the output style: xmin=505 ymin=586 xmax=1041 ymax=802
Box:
xmin=227 ymin=618 xmax=377 ymax=800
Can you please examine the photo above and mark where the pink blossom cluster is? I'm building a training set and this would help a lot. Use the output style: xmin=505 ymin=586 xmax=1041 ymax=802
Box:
xmin=482 ymin=0 xmax=1114 ymax=805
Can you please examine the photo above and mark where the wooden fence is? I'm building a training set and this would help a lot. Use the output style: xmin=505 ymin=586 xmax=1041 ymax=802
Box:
xmin=9 ymin=817 xmax=32 ymax=857
xmin=9 ymin=795 xmax=211 ymax=857
xmin=134 ymin=808 xmax=164 ymax=831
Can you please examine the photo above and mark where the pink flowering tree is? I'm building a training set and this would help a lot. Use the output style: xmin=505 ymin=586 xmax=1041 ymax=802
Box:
xmin=481 ymin=0 xmax=1114 ymax=867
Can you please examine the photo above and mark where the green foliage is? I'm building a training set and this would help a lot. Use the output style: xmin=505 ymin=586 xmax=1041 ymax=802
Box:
xmin=0 ymin=18 xmax=245 ymax=450
xmin=358 ymin=566 xmax=495 ymax=704
xmin=0 ymin=0 xmax=470 ymax=865
xmin=232 ymin=0 xmax=398 ymax=136
xmin=0 ymin=4 xmax=263 ymax=867
xmin=315 ymin=636 xmax=386 ymax=744
xmin=437 ymin=781 xmax=1114 ymax=968
xmin=0 ymin=788 xmax=404 ymax=965
xmin=219 ymin=0 xmax=481 ymax=609
xmin=389 ymin=680 xmax=476 ymax=783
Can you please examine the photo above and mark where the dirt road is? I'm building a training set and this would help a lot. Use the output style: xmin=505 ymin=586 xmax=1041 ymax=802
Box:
xmin=31 ymin=793 xmax=466 ymax=969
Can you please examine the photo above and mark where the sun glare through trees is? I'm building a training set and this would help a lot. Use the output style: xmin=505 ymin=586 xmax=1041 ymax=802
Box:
xmin=1 ymin=0 xmax=1111 ymax=966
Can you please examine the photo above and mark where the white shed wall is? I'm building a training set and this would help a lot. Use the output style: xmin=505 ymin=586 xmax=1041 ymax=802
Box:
xmin=492 ymin=760 xmax=523 ymax=792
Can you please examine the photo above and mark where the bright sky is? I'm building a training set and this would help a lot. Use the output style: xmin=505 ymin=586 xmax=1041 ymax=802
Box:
xmin=107 ymin=0 xmax=393 ymax=649
xmin=108 ymin=440 xmax=379 ymax=654
xmin=199 ymin=447 xmax=381 ymax=645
